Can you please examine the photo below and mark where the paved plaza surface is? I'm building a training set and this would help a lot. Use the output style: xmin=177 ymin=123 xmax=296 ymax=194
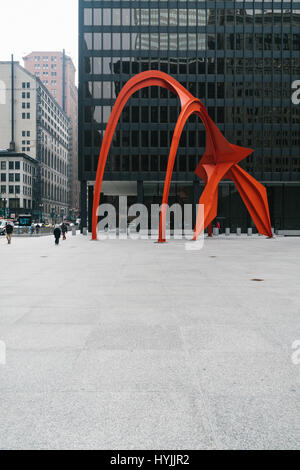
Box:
xmin=0 ymin=232 xmax=299 ymax=450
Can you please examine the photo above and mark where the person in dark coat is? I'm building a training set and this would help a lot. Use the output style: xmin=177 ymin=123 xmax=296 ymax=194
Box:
xmin=5 ymin=222 xmax=13 ymax=244
xmin=53 ymin=225 xmax=61 ymax=245
xmin=61 ymin=222 xmax=68 ymax=240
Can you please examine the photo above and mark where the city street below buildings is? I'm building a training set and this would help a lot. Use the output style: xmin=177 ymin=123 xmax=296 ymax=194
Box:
xmin=0 ymin=234 xmax=299 ymax=449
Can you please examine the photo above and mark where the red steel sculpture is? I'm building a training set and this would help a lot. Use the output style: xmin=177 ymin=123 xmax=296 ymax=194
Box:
xmin=92 ymin=71 xmax=273 ymax=241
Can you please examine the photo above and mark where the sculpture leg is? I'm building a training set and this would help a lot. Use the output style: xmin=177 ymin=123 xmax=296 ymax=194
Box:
xmin=227 ymin=165 xmax=273 ymax=237
xmin=158 ymin=101 xmax=203 ymax=242
xmin=193 ymin=163 xmax=231 ymax=240
xmin=207 ymin=223 xmax=213 ymax=237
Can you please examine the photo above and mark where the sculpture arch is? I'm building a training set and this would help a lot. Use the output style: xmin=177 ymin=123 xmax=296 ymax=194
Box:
xmin=92 ymin=71 xmax=272 ymax=241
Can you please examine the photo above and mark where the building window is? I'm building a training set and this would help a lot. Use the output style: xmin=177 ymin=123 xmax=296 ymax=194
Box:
xmin=9 ymin=186 xmax=14 ymax=194
xmin=51 ymin=72 xmax=57 ymax=76
xmin=34 ymin=56 xmax=40 ymax=61
xmin=1 ymin=174 xmax=6 ymax=182
xmin=1 ymin=162 xmax=6 ymax=170
xmin=9 ymin=162 xmax=14 ymax=170
xmin=15 ymin=162 xmax=20 ymax=170
xmin=9 ymin=174 xmax=14 ymax=182
xmin=15 ymin=186 xmax=20 ymax=194
xmin=0 ymin=185 xmax=6 ymax=193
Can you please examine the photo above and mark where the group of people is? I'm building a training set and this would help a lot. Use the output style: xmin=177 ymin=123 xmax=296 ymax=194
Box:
xmin=2 ymin=221 xmax=68 ymax=245
xmin=53 ymin=222 xmax=68 ymax=245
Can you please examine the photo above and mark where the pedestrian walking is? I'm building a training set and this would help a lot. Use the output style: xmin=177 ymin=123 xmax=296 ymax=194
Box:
xmin=5 ymin=222 xmax=13 ymax=244
xmin=53 ymin=224 xmax=61 ymax=245
xmin=61 ymin=222 xmax=68 ymax=240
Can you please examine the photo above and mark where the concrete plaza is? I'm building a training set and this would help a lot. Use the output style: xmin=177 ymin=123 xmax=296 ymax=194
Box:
xmin=0 ymin=232 xmax=299 ymax=450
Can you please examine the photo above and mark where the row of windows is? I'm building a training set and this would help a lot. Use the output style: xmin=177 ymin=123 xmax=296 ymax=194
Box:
xmin=0 ymin=185 xmax=22 ymax=195
xmin=83 ymin=153 xmax=300 ymax=174
xmin=85 ymin=57 xmax=300 ymax=78
xmin=1 ymin=161 xmax=21 ymax=170
xmin=35 ymin=72 xmax=57 ymax=78
xmin=34 ymin=56 xmax=57 ymax=62
xmin=85 ymin=80 xmax=295 ymax=103
xmin=84 ymin=105 xmax=300 ymax=126
xmin=83 ymin=7 xmax=300 ymax=28
xmin=1 ymin=173 xmax=20 ymax=182
xmin=1 ymin=161 xmax=34 ymax=174
xmin=84 ymin=125 xmax=300 ymax=151
xmin=34 ymin=64 xmax=57 ymax=69
xmin=84 ymin=32 xmax=300 ymax=51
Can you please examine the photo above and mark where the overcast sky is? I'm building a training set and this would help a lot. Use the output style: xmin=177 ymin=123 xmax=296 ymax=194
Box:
xmin=0 ymin=0 xmax=78 ymax=81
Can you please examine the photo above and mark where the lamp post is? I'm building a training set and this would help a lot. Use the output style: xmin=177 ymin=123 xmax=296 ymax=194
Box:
xmin=39 ymin=203 xmax=44 ymax=223
xmin=1 ymin=198 xmax=8 ymax=218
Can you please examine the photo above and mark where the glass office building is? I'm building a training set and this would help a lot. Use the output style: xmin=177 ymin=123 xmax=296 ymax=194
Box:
xmin=79 ymin=1 xmax=300 ymax=232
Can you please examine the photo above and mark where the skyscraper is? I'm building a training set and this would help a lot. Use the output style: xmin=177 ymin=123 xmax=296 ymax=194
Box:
xmin=24 ymin=51 xmax=79 ymax=217
xmin=79 ymin=1 xmax=300 ymax=232
xmin=0 ymin=60 xmax=70 ymax=220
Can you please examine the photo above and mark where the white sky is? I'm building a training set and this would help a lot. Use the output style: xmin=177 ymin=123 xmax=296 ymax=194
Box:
xmin=0 ymin=0 xmax=78 ymax=82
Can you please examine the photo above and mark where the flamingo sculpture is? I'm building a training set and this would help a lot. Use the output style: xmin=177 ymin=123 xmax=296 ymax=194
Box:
xmin=92 ymin=71 xmax=272 ymax=241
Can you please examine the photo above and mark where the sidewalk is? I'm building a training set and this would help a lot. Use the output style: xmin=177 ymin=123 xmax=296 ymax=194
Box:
xmin=0 ymin=234 xmax=299 ymax=449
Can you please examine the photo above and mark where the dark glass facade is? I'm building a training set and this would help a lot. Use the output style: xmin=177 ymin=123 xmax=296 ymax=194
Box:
xmin=79 ymin=1 xmax=300 ymax=232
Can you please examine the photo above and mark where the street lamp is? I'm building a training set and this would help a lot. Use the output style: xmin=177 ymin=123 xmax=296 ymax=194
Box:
xmin=39 ymin=203 xmax=44 ymax=223
xmin=1 ymin=198 xmax=8 ymax=218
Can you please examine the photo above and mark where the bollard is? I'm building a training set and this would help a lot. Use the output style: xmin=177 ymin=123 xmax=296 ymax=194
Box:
xmin=82 ymin=227 xmax=87 ymax=236
xmin=213 ymin=227 xmax=219 ymax=236
xmin=236 ymin=227 xmax=241 ymax=236
xmin=72 ymin=226 xmax=76 ymax=236
xmin=247 ymin=228 xmax=252 ymax=236
xmin=225 ymin=227 xmax=230 ymax=236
